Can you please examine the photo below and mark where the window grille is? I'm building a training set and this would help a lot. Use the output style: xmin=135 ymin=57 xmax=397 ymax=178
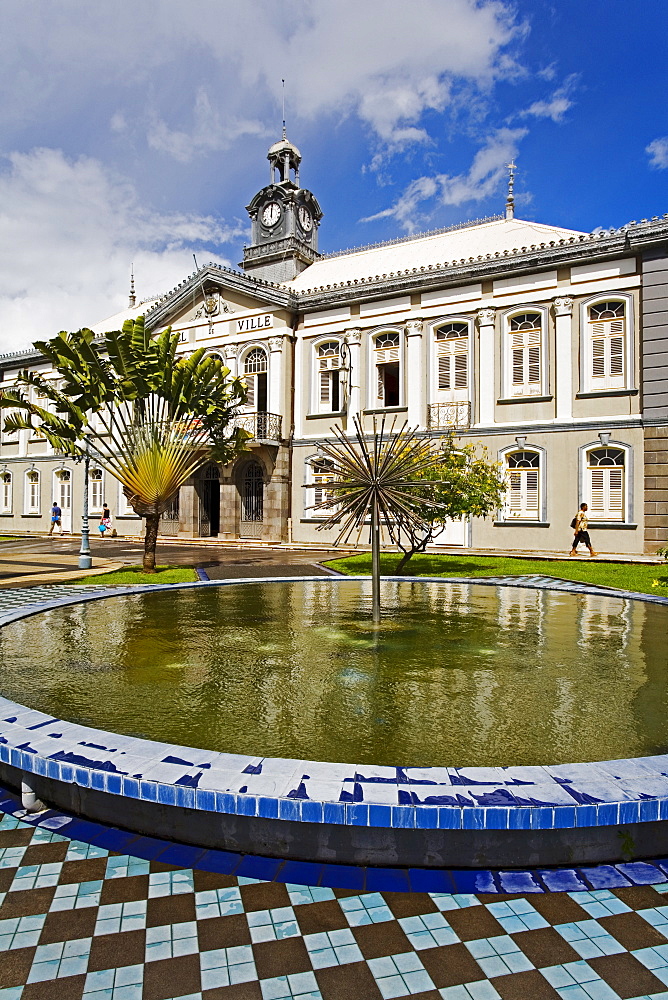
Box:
xmin=242 ymin=461 xmax=264 ymax=522
xmin=509 ymin=313 xmax=541 ymax=394
xmin=505 ymin=450 xmax=540 ymax=519
xmin=90 ymin=468 xmax=103 ymax=511
xmin=435 ymin=322 xmax=468 ymax=391
xmin=1 ymin=472 xmax=12 ymax=514
xmin=587 ymin=447 xmax=624 ymax=520
xmin=588 ymin=301 xmax=625 ymax=386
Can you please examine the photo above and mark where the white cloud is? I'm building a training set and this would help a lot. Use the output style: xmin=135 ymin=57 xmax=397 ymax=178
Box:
xmin=0 ymin=148 xmax=245 ymax=352
xmin=363 ymin=128 xmax=527 ymax=232
xmin=518 ymin=74 xmax=578 ymax=123
xmin=647 ymin=136 xmax=668 ymax=169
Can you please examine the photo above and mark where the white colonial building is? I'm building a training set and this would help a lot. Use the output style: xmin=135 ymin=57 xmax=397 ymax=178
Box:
xmin=0 ymin=136 xmax=666 ymax=554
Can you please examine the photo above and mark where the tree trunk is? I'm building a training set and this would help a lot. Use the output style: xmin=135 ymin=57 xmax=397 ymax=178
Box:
xmin=393 ymin=547 xmax=416 ymax=575
xmin=143 ymin=513 xmax=160 ymax=573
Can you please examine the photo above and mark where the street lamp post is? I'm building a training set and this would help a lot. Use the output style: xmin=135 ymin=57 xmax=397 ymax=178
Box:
xmin=78 ymin=452 xmax=92 ymax=570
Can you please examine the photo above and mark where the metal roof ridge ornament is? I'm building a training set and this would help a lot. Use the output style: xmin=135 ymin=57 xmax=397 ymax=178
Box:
xmin=320 ymin=215 xmax=504 ymax=260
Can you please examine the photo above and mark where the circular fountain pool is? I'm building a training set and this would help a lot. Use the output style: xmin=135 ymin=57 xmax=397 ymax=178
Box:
xmin=2 ymin=578 xmax=666 ymax=767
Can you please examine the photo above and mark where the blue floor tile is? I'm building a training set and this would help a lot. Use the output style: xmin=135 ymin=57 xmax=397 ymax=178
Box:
xmin=364 ymin=867 xmax=411 ymax=892
xmin=319 ymin=864 xmax=366 ymax=890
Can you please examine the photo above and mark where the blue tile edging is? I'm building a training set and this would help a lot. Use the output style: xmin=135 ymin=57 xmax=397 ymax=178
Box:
xmin=1 ymin=575 xmax=668 ymax=836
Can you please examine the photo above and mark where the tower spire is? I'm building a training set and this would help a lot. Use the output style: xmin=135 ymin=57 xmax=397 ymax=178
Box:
xmin=505 ymin=160 xmax=516 ymax=220
xmin=281 ymin=78 xmax=286 ymax=140
xmin=128 ymin=264 xmax=136 ymax=307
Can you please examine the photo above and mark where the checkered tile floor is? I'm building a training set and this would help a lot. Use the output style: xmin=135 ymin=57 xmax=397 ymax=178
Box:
xmin=2 ymin=811 xmax=668 ymax=999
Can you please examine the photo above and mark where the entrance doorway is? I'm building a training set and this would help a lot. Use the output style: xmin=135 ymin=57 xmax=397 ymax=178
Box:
xmin=196 ymin=464 xmax=220 ymax=537
xmin=240 ymin=461 xmax=264 ymax=537
xmin=54 ymin=469 xmax=72 ymax=533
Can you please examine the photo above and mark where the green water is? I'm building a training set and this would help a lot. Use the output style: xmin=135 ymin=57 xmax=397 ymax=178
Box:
xmin=1 ymin=580 xmax=667 ymax=766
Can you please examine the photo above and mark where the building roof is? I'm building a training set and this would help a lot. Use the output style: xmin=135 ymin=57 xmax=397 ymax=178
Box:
xmin=286 ymin=216 xmax=586 ymax=293
xmin=90 ymin=299 xmax=160 ymax=335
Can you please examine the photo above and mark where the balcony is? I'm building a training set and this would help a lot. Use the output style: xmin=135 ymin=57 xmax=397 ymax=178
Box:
xmin=427 ymin=401 xmax=471 ymax=431
xmin=232 ymin=411 xmax=283 ymax=443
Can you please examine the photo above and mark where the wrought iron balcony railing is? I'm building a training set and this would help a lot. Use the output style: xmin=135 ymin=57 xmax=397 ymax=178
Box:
xmin=427 ymin=401 xmax=471 ymax=431
xmin=232 ymin=411 xmax=283 ymax=442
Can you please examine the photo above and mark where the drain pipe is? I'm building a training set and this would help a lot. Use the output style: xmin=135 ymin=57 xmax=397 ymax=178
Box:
xmin=21 ymin=775 xmax=46 ymax=813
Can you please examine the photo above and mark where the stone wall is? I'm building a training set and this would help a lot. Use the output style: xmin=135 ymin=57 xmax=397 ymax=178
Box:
xmin=644 ymin=425 xmax=668 ymax=551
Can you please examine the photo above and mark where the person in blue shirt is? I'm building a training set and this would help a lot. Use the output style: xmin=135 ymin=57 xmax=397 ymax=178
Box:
xmin=48 ymin=501 xmax=62 ymax=536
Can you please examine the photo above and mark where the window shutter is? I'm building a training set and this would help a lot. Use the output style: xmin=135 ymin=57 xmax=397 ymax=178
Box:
xmin=590 ymin=318 xmax=625 ymax=385
xmin=525 ymin=469 xmax=539 ymax=516
xmin=375 ymin=346 xmax=400 ymax=364
xmin=454 ymin=351 xmax=467 ymax=388
xmin=510 ymin=324 xmax=541 ymax=394
xmin=438 ymin=353 xmax=450 ymax=390
xmin=610 ymin=334 xmax=624 ymax=376
xmin=507 ymin=467 xmax=539 ymax=518
xmin=245 ymin=374 xmax=255 ymax=408
xmin=508 ymin=471 xmax=523 ymax=515
xmin=377 ymin=367 xmax=385 ymax=401
xmin=437 ymin=338 xmax=467 ymax=391
xmin=319 ymin=371 xmax=330 ymax=404
xmin=608 ymin=468 xmax=623 ymax=518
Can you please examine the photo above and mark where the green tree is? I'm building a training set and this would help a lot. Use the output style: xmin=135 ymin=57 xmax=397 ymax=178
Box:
xmin=393 ymin=436 xmax=506 ymax=574
xmin=0 ymin=319 xmax=248 ymax=571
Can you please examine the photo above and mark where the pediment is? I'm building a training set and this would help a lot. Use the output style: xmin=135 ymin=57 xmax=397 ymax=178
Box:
xmin=145 ymin=263 xmax=294 ymax=332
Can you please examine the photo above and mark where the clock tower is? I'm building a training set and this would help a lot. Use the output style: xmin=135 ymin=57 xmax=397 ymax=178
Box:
xmin=242 ymin=133 xmax=323 ymax=283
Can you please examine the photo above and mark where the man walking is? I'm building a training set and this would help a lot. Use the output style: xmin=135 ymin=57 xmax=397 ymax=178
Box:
xmin=570 ymin=503 xmax=597 ymax=557
xmin=49 ymin=501 xmax=62 ymax=536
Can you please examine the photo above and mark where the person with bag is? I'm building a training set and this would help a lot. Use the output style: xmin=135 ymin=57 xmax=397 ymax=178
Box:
xmin=98 ymin=503 xmax=112 ymax=538
xmin=48 ymin=501 xmax=62 ymax=536
xmin=569 ymin=503 xmax=597 ymax=557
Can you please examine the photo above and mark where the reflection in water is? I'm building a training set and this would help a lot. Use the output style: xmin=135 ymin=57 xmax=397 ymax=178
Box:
xmin=1 ymin=581 xmax=666 ymax=767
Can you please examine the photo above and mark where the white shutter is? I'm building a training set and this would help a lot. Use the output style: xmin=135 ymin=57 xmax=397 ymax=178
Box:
xmin=244 ymin=374 xmax=255 ymax=408
xmin=507 ymin=469 xmax=539 ymax=519
xmin=437 ymin=338 xmax=468 ymax=391
xmin=590 ymin=319 xmax=625 ymax=387
xmin=588 ymin=467 xmax=624 ymax=520
xmin=375 ymin=346 xmax=400 ymax=364
xmin=511 ymin=328 xmax=541 ymax=394
xmin=319 ymin=371 xmax=331 ymax=405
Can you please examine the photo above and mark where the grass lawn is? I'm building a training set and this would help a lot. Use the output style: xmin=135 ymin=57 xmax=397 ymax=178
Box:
xmin=73 ymin=565 xmax=198 ymax=586
xmin=325 ymin=551 xmax=668 ymax=598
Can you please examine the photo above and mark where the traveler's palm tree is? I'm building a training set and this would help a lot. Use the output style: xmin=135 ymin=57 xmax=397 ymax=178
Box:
xmin=0 ymin=318 xmax=248 ymax=571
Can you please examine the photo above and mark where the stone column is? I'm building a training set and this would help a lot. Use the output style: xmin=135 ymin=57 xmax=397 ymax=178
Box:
xmin=405 ymin=319 xmax=425 ymax=427
xmin=476 ymin=308 xmax=496 ymax=426
xmin=223 ymin=343 xmax=238 ymax=378
xmin=553 ymin=296 xmax=574 ymax=421
xmin=268 ymin=336 xmax=284 ymax=417
xmin=344 ymin=328 xmax=362 ymax=420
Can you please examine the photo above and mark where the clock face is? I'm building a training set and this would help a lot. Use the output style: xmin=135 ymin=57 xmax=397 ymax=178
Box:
xmin=298 ymin=205 xmax=313 ymax=232
xmin=261 ymin=202 xmax=281 ymax=227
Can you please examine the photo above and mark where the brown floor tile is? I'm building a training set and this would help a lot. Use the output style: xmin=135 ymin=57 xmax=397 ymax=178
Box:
xmin=0 ymin=945 xmax=36 ymax=988
xmin=39 ymin=906 xmax=98 ymax=944
xmin=149 ymin=860 xmax=183 ymax=874
xmin=613 ymin=884 xmax=668 ymax=910
xmin=529 ymin=893 xmax=589 ymax=925
xmin=332 ymin=889 xmax=361 ymax=898
xmin=419 ymin=942 xmax=485 ymax=989
xmin=509 ymin=927 xmax=581 ymax=968
xmin=477 ymin=893 xmax=525 ymax=904
xmin=253 ymin=937 xmax=311 ymax=979
xmin=58 ymin=857 xmax=108 ymax=885
xmin=22 ymin=973 xmax=86 ymax=1000
xmin=99 ymin=873 xmax=149 ymax=905
xmin=493 ymin=969 xmax=561 ymax=999
xmin=20 ymin=841 xmax=69 ymax=866
xmin=193 ymin=869 xmax=238 ymax=893
xmin=146 ymin=891 xmax=196 ymax=927
xmin=0 ymin=887 xmax=56 ymax=918
xmin=87 ymin=929 xmax=146 ymax=972
xmin=600 ymin=910 xmax=668 ymax=950
xmin=239 ymin=881 xmax=290 ymax=912
xmin=143 ymin=953 xmax=202 ymax=1000
xmin=198 ymin=913 xmax=251 ymax=950
xmin=0 ymin=867 xmax=16 ymax=892
xmin=381 ymin=892 xmax=438 ymax=919
xmin=203 ymin=984 xmax=263 ymax=1000
xmin=316 ymin=961 xmax=383 ymax=999
xmin=353 ymin=920 xmax=412 ymax=960
xmin=295 ymin=900 xmax=348 ymax=935
xmin=0 ymin=826 xmax=34 ymax=847
xmin=446 ymin=905 xmax=505 ymax=942
xmin=589 ymin=952 xmax=668 ymax=998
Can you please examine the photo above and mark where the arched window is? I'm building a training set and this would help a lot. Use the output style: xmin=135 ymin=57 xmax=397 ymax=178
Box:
xmin=504 ymin=450 xmax=540 ymax=519
xmin=242 ymin=348 xmax=268 ymax=410
xmin=373 ymin=332 xmax=401 ymax=407
xmin=242 ymin=461 xmax=264 ymax=523
xmin=435 ymin=322 xmax=468 ymax=394
xmin=90 ymin=468 xmax=104 ymax=512
xmin=586 ymin=447 xmax=625 ymax=520
xmin=25 ymin=469 xmax=40 ymax=514
xmin=316 ymin=341 xmax=341 ymax=413
xmin=1 ymin=471 xmax=12 ymax=514
xmin=588 ymin=300 xmax=625 ymax=389
xmin=507 ymin=312 xmax=542 ymax=396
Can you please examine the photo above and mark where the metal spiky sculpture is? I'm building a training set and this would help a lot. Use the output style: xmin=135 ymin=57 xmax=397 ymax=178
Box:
xmin=307 ymin=415 xmax=447 ymax=621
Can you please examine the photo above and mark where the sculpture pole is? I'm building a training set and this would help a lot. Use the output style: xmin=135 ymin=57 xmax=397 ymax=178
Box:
xmin=371 ymin=496 xmax=381 ymax=623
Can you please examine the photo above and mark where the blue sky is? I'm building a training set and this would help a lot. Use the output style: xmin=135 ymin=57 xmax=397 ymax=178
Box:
xmin=0 ymin=0 xmax=667 ymax=350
